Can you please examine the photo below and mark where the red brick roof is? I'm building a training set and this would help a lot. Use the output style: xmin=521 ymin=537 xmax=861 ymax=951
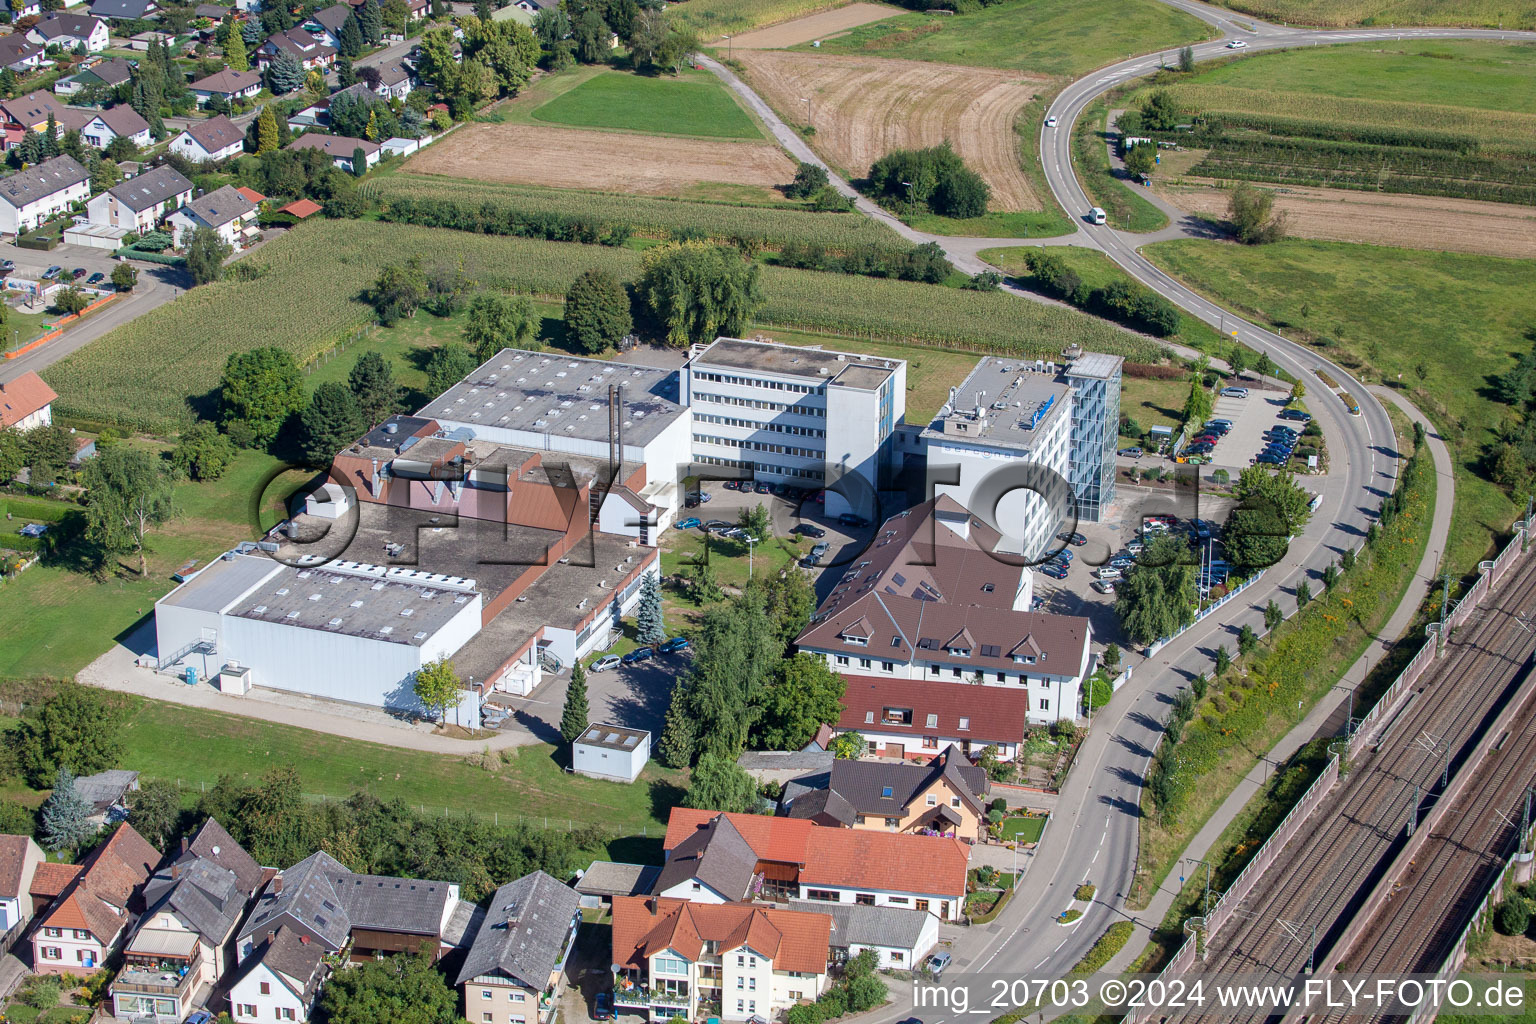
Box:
xmin=0 ymin=833 xmax=35 ymax=900
xmin=29 ymin=861 xmax=80 ymax=901
xmin=0 ymin=371 xmax=56 ymax=427
xmin=663 ymin=810 xmax=967 ymax=899
xmin=612 ymin=896 xmax=831 ymax=975
xmin=279 ymin=198 xmax=321 ymax=218
xmin=234 ymin=185 xmax=265 ymax=203
xmin=37 ymin=824 xmax=158 ymax=942
xmin=836 ymin=675 xmax=1032 ymax=746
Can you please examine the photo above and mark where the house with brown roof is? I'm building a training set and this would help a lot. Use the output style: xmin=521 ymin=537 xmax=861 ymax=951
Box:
xmin=0 ymin=154 xmax=90 ymax=235
xmin=658 ymin=808 xmax=969 ymax=921
xmin=57 ymin=102 xmax=151 ymax=149
xmin=0 ymin=833 xmax=44 ymax=937
xmin=612 ymin=895 xmax=831 ymax=1022
xmin=226 ymin=925 xmax=328 ymax=1024
xmin=780 ymin=746 xmax=990 ymax=841
xmin=32 ymin=823 xmax=159 ymax=975
xmin=166 ymin=183 xmax=259 ymax=249
xmin=255 ymin=27 xmax=335 ymax=69
xmin=794 ymin=495 xmax=1092 ymax=727
xmin=0 ymin=89 xmax=66 ymax=133
xmin=169 ymin=112 xmax=244 ymax=162
xmin=0 ymin=371 xmax=57 ymax=430
xmin=455 ymin=870 xmax=581 ymax=1024
xmin=835 ymin=675 xmax=1036 ymax=761
xmin=0 ymin=33 xmax=43 ymax=73
xmin=285 ymin=131 xmax=379 ymax=173
xmin=189 ymin=68 xmax=263 ymax=107
xmin=26 ymin=12 xmax=110 ymax=52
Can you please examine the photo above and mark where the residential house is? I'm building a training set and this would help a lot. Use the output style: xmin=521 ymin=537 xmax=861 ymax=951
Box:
xmin=27 ymin=13 xmax=110 ymax=53
xmin=370 ymin=61 xmax=413 ymax=99
xmin=0 ymin=0 xmax=42 ymax=19
xmin=779 ymin=747 xmax=989 ymax=842
xmin=188 ymin=67 xmax=262 ymax=106
xmin=236 ymin=851 xmax=460 ymax=964
xmin=785 ymin=899 xmax=938 ymax=971
xmin=256 ymin=27 xmax=336 ymax=69
xmin=307 ymin=2 xmax=352 ymax=50
xmin=110 ymin=819 xmax=262 ymax=1022
xmin=227 ymin=926 xmax=328 ymax=1024
xmin=0 ymin=89 xmax=66 ymax=133
xmin=612 ymin=895 xmax=831 ymax=1022
xmin=0 ymin=34 xmax=44 ymax=72
xmin=835 ymin=676 xmax=1036 ymax=761
xmin=285 ymin=132 xmax=378 ymax=172
xmin=794 ymin=495 xmax=1093 ymax=726
xmin=285 ymin=98 xmax=327 ymax=131
xmin=75 ymin=768 xmax=140 ymax=826
xmin=657 ymin=809 xmax=970 ymax=922
xmin=455 ymin=871 xmax=581 ymax=1024
xmin=0 ymin=371 xmax=57 ymax=430
xmin=54 ymin=57 xmax=134 ymax=97
xmin=166 ymin=183 xmax=257 ymax=248
xmin=0 ymin=834 xmax=44 ymax=937
xmin=90 ymin=0 xmax=158 ymax=19
xmin=31 ymin=824 xmax=159 ymax=975
xmin=126 ymin=29 xmax=172 ymax=49
xmin=509 ymin=0 xmax=557 ymax=12
xmin=194 ymin=3 xmax=233 ymax=18
xmin=168 ymin=112 xmax=243 ymax=162
xmin=0 ymin=154 xmax=89 ymax=235
xmin=58 ymin=103 xmax=151 ymax=149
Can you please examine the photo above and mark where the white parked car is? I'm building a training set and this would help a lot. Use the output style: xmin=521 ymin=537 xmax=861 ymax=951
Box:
xmin=1226 ymin=39 xmax=1248 ymax=48
xmin=1045 ymin=115 xmax=1058 ymax=127
xmin=590 ymin=654 xmax=621 ymax=673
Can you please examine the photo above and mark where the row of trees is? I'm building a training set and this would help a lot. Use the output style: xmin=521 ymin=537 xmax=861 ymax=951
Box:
xmin=1018 ymin=248 xmax=1181 ymax=337
xmin=218 ymin=345 xmax=401 ymax=463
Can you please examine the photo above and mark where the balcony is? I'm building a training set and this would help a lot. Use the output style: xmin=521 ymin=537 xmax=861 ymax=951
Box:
xmin=112 ymin=967 xmax=194 ymax=998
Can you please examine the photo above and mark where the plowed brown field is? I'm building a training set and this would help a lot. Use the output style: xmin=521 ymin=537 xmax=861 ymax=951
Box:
xmin=736 ymin=50 xmax=1048 ymax=211
xmin=403 ymin=122 xmax=798 ymax=195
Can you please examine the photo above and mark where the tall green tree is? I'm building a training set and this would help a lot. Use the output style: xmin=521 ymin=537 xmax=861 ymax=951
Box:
xmin=413 ymin=658 xmax=463 ymax=724
xmin=370 ymin=260 xmax=429 ymax=325
xmin=300 ymin=381 xmax=368 ymax=466
xmin=264 ymin=51 xmax=306 ymax=94
xmin=128 ymin=778 xmax=184 ymax=851
xmin=317 ymin=954 xmax=462 ymax=1024
xmin=559 ymin=661 xmax=589 ymax=744
xmin=17 ymin=684 xmax=127 ymax=787
xmin=667 ymin=586 xmax=783 ymax=761
xmin=360 ymin=0 xmax=384 ymax=43
xmin=635 ymin=571 xmax=665 ymax=645
xmin=185 ymin=225 xmax=233 ymax=285
xmin=682 ymin=753 xmax=756 ymax=813
xmin=129 ymin=55 xmax=165 ymax=135
xmin=111 ymin=262 xmax=138 ymax=292
xmin=425 ymin=344 xmax=476 ymax=396
xmin=564 ymin=269 xmax=631 ymax=354
xmin=255 ymin=105 xmax=279 ymax=152
xmin=40 ymin=766 xmax=95 ymax=853
xmin=753 ymin=654 xmax=845 ymax=751
xmin=736 ymin=502 xmax=771 ymax=541
xmin=1182 ymin=374 xmax=1213 ymax=428
xmin=225 ymin=28 xmax=248 ymax=71
xmin=170 ymin=422 xmax=236 ymax=481
xmin=348 ymin=351 xmax=400 ymax=427
xmin=462 ymin=292 xmax=536 ymax=361
xmin=83 ymin=444 xmax=174 ymax=576
xmin=21 ymin=424 xmax=75 ymax=485
xmin=573 ymin=7 xmax=610 ymax=62
xmin=1114 ymin=534 xmax=1197 ymax=645
xmin=1228 ymin=181 xmax=1287 ymax=244
xmin=657 ymin=678 xmax=695 ymax=768
xmin=339 ymin=13 xmax=366 ymax=57
xmin=1178 ymin=45 xmax=1195 ymax=72
xmin=42 ymin=113 xmax=59 ymax=157
xmin=220 ymin=347 xmax=306 ymax=447
xmin=638 ymin=241 xmax=763 ymax=348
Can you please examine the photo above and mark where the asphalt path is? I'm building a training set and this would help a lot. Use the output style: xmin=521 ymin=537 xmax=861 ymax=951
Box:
xmin=706 ymin=1 xmax=1535 ymax=1004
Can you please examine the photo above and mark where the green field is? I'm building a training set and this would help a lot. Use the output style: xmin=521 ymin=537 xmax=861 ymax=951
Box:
xmin=978 ymin=245 xmax=1231 ymax=351
xmin=531 ymin=68 xmax=761 ymax=139
xmin=1002 ymin=815 xmax=1047 ymax=842
xmin=669 ymin=0 xmax=851 ymax=37
xmin=1142 ymin=238 xmax=1533 ymax=574
xmin=793 ymin=0 xmax=1214 ymax=78
xmin=44 ymin=219 xmax=1166 ymax=433
xmin=1202 ymin=0 xmax=1534 ymax=29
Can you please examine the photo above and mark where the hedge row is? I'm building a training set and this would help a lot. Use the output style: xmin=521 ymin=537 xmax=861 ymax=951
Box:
xmin=1013 ymin=249 xmax=1181 ymax=337
xmin=1189 ymin=112 xmax=1479 ymax=153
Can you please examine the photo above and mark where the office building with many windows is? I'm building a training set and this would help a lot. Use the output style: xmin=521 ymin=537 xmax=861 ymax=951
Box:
xmin=1064 ymin=352 xmax=1123 ymax=523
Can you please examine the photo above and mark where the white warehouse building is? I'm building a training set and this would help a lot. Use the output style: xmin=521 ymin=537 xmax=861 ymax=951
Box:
xmin=683 ymin=338 xmax=905 ymax=520
xmin=153 ymin=550 xmax=485 ymax=725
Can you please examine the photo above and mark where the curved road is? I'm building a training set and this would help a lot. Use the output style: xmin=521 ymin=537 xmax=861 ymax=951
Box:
xmin=704 ymin=1 xmax=1530 ymax=996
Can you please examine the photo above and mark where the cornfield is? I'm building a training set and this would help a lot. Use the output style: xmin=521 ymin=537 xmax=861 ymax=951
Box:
xmin=43 ymin=219 xmax=1167 ymax=433
xmin=365 ymin=175 xmax=903 ymax=251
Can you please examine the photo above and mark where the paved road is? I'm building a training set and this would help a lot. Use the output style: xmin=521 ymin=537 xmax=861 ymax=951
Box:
xmin=704 ymin=0 xmax=1527 ymax=1001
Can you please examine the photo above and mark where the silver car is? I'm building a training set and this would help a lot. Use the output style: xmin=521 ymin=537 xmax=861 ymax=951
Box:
xmin=590 ymin=654 xmax=621 ymax=673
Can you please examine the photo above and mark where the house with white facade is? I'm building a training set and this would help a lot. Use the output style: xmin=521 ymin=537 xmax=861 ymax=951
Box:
xmin=188 ymin=68 xmax=263 ymax=107
xmin=786 ymin=899 xmax=938 ymax=971
xmin=0 ymin=155 xmax=89 ymax=236
xmin=227 ymin=927 xmax=327 ymax=1024
xmin=572 ymin=723 xmax=649 ymax=783
xmin=32 ymin=825 xmax=159 ymax=976
xmin=256 ymin=26 xmax=335 ymax=68
xmin=0 ymin=90 xmax=66 ymax=133
xmin=168 ymin=113 xmax=244 ymax=162
xmin=86 ymin=163 xmax=191 ymax=232
xmin=0 ymin=833 xmax=44 ymax=936
xmin=27 ymin=12 xmax=110 ymax=52
xmin=58 ymin=103 xmax=151 ymax=149
xmin=612 ymin=895 xmax=831 ymax=1022
xmin=285 ymin=131 xmax=380 ymax=172
xmin=455 ymin=871 xmax=581 ymax=1024
xmin=682 ymin=337 xmax=906 ymax=520
xmin=165 ymin=183 xmax=258 ymax=248
xmin=0 ymin=371 xmax=57 ymax=431
xmin=658 ymin=809 xmax=970 ymax=922
xmin=0 ymin=34 xmax=44 ymax=72
xmin=834 ymin=676 xmax=1037 ymax=761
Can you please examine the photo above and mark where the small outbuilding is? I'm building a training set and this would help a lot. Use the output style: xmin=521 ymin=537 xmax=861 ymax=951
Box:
xmin=571 ymin=723 xmax=648 ymax=783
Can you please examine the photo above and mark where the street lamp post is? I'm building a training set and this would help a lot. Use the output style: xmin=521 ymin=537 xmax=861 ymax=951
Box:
xmin=745 ymin=535 xmax=758 ymax=579
xmin=724 ymin=34 xmax=732 ymax=60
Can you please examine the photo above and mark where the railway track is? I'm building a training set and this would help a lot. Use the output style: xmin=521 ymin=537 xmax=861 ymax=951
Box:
xmin=1180 ymin=553 xmax=1536 ymax=1023
xmin=1305 ymin=671 xmax=1536 ymax=1024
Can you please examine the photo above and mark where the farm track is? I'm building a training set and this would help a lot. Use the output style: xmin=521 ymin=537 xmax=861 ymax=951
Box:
xmin=1183 ymin=553 xmax=1536 ymax=1022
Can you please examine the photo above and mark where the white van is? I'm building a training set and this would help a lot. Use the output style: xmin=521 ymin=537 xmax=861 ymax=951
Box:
xmin=1090 ymin=207 xmax=1107 ymax=225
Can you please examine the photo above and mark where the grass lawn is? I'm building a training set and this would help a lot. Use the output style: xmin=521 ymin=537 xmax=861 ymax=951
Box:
xmin=1002 ymin=815 xmax=1047 ymax=842
xmin=4 ymin=306 xmax=59 ymax=350
xmin=905 ymin=209 xmax=1073 ymax=239
xmin=1118 ymin=374 xmax=1189 ymax=443
xmin=660 ymin=526 xmax=806 ymax=594
xmin=1198 ymin=0 xmax=1532 ymax=31
xmin=531 ymin=68 xmax=762 ymax=139
xmin=1142 ymin=237 xmax=1533 ymax=574
xmin=1439 ymin=979 xmax=1536 ymax=1024
xmin=978 ymin=245 xmax=1230 ymax=352
xmin=118 ymin=697 xmax=682 ymax=848
xmin=0 ymin=450 xmax=284 ymax=680
xmin=794 ymin=0 xmax=1214 ymax=78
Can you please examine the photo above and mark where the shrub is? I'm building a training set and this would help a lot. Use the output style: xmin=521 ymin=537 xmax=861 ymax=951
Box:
xmin=987 ymin=807 xmax=1005 ymax=824
xmin=990 ymin=796 xmax=1007 ymax=813
xmin=867 ymin=141 xmax=991 ymax=218
xmin=1496 ymin=897 xmax=1530 ymax=936
xmin=1074 ymin=883 xmax=1096 ymax=901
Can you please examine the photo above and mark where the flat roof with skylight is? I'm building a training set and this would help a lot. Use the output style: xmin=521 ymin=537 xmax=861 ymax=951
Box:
xmin=692 ymin=337 xmax=901 ymax=388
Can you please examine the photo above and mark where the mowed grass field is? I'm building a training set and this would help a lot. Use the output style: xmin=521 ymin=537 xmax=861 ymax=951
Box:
xmin=530 ymin=68 xmax=761 ymax=138
xmin=1142 ymin=238 xmax=1534 ymax=574
xmin=1202 ymin=0 xmax=1534 ymax=29
xmin=793 ymin=0 xmax=1215 ymax=78
xmin=669 ymin=0 xmax=855 ymax=38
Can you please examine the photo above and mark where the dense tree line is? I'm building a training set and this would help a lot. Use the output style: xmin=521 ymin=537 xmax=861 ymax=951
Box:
xmin=1016 ymin=249 xmax=1181 ymax=337
xmin=774 ymin=239 xmax=952 ymax=283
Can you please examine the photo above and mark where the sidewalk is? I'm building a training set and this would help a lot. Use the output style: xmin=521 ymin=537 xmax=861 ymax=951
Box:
xmin=1099 ymin=385 xmax=1453 ymax=972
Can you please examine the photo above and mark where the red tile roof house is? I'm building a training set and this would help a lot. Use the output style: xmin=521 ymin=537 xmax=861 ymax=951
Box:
xmin=0 ymin=371 xmax=58 ymax=431
xmin=794 ymin=495 xmax=1093 ymax=730
xmin=657 ymin=808 xmax=970 ymax=922
xmin=612 ymin=895 xmax=832 ymax=1022
xmin=32 ymin=824 xmax=159 ymax=975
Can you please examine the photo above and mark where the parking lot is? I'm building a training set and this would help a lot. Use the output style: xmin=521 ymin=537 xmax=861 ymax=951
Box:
xmin=677 ymin=479 xmax=874 ymax=574
xmin=1201 ymin=386 xmax=1305 ymax=473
